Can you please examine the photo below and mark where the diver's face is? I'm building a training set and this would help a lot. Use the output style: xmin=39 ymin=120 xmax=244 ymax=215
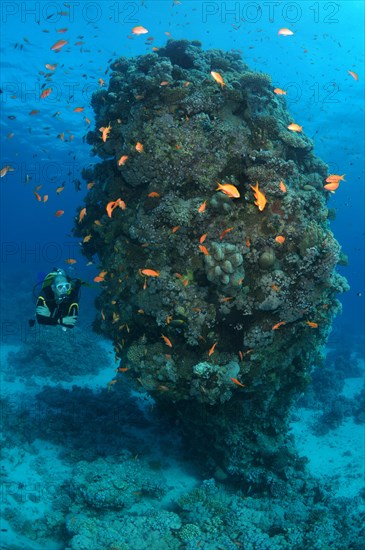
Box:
xmin=53 ymin=277 xmax=70 ymax=299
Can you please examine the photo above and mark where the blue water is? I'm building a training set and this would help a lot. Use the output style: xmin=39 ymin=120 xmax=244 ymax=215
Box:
xmin=0 ymin=2 xmax=364 ymax=548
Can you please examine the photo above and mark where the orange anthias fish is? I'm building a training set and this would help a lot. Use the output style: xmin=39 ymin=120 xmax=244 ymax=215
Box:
xmin=132 ymin=25 xmax=149 ymax=35
xmin=199 ymin=233 xmax=208 ymax=244
xmin=348 ymin=70 xmax=359 ymax=81
xmin=273 ymin=88 xmax=287 ymax=95
xmin=65 ymin=258 xmax=77 ymax=265
xmin=78 ymin=207 xmax=86 ymax=223
xmin=198 ymin=200 xmax=207 ymax=213
xmin=94 ymin=270 xmax=107 ymax=282
xmin=161 ymin=334 xmax=172 ymax=347
xmin=231 ymin=377 xmax=246 ymax=387
xmin=50 ymin=39 xmax=68 ymax=51
xmin=305 ymin=321 xmax=318 ymax=328
xmin=55 ymin=210 xmax=64 ymax=217
xmin=324 ymin=182 xmax=340 ymax=193
xmin=106 ymin=198 xmax=126 ymax=217
xmin=220 ymin=227 xmax=234 ymax=240
xmin=118 ymin=155 xmax=128 ymax=166
xmin=325 ymin=174 xmax=345 ymax=183
xmin=279 ymin=180 xmax=287 ymax=193
xmin=135 ymin=142 xmax=144 ymax=153
xmin=275 ymin=236 xmax=285 ymax=244
xmin=250 ymin=182 xmax=267 ymax=211
xmin=73 ymin=107 xmax=84 ymax=112
xmin=0 ymin=165 xmax=14 ymax=177
xmin=272 ymin=321 xmax=286 ymax=330
xmin=216 ymin=182 xmax=240 ymax=198
xmin=100 ymin=124 xmax=111 ymax=142
xmin=140 ymin=269 xmax=160 ymax=277
xmin=199 ymin=245 xmax=210 ymax=256
xmin=287 ymin=123 xmax=302 ymax=132
xmin=210 ymin=71 xmax=226 ymax=88
xmin=278 ymin=28 xmax=294 ymax=36
xmin=40 ymin=88 xmax=52 ymax=99
xmin=208 ymin=341 xmax=218 ymax=356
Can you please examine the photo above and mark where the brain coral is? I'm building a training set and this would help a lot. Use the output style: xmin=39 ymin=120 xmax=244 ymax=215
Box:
xmin=75 ymin=40 xmax=348 ymax=484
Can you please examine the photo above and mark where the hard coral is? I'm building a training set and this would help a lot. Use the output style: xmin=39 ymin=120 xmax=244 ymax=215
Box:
xmin=74 ymin=39 xmax=348 ymax=484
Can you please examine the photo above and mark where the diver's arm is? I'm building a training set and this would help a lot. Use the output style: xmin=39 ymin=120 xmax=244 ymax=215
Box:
xmin=60 ymin=301 xmax=79 ymax=328
xmin=36 ymin=297 xmax=58 ymax=325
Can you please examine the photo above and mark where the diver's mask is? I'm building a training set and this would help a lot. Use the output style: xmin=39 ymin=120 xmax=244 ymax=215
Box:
xmin=55 ymin=282 xmax=72 ymax=296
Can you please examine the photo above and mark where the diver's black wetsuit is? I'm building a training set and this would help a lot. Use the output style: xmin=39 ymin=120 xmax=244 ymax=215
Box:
xmin=36 ymin=280 xmax=81 ymax=329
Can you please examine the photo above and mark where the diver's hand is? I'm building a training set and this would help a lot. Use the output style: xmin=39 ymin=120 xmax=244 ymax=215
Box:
xmin=62 ymin=315 xmax=77 ymax=326
xmin=36 ymin=305 xmax=51 ymax=317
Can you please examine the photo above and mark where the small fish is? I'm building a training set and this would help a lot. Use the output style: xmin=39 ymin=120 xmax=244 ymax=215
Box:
xmin=208 ymin=341 xmax=218 ymax=356
xmin=160 ymin=81 xmax=169 ymax=86
xmin=147 ymin=191 xmax=160 ymax=197
xmin=245 ymin=237 xmax=251 ymax=248
xmin=216 ymin=182 xmax=240 ymax=198
xmin=65 ymin=258 xmax=77 ymax=264
xmin=140 ymin=269 xmax=160 ymax=277
xmin=73 ymin=107 xmax=84 ymax=112
xmin=106 ymin=198 xmax=126 ymax=217
xmin=279 ymin=180 xmax=287 ymax=193
xmin=50 ymin=39 xmax=68 ymax=51
xmin=220 ymin=227 xmax=234 ymax=240
xmin=99 ymin=124 xmax=111 ymax=142
xmin=83 ymin=234 xmax=92 ymax=243
xmin=34 ymin=191 xmax=42 ymax=201
xmin=55 ymin=210 xmax=64 ymax=217
xmin=324 ymin=182 xmax=339 ymax=193
xmin=161 ymin=334 xmax=172 ymax=347
xmin=132 ymin=25 xmax=149 ymax=35
xmin=78 ymin=207 xmax=86 ymax=223
xmin=287 ymin=123 xmax=302 ymax=132
xmin=0 ymin=165 xmax=14 ymax=177
xmin=275 ymin=235 xmax=285 ymax=244
xmin=172 ymin=226 xmax=181 ymax=233
xmin=278 ymin=28 xmax=294 ymax=36
xmin=29 ymin=109 xmax=40 ymax=115
xmin=199 ymin=245 xmax=210 ymax=256
xmin=231 ymin=377 xmax=246 ymax=387
xmin=271 ymin=284 xmax=280 ymax=292
xmin=305 ymin=321 xmax=318 ymax=328
xmin=199 ymin=233 xmax=208 ymax=244
xmin=273 ymin=88 xmax=287 ymax=95
xmin=40 ymin=88 xmax=52 ymax=99
xmin=272 ymin=321 xmax=286 ymax=330
xmin=210 ymin=71 xmax=226 ymax=88
xmin=325 ymin=174 xmax=345 ymax=183
xmin=347 ymin=70 xmax=359 ymax=81
xmin=135 ymin=141 xmax=144 ymax=153
xmin=56 ymin=185 xmax=64 ymax=194
xmin=45 ymin=63 xmax=57 ymax=70
xmin=118 ymin=155 xmax=128 ymax=166
xmin=250 ymin=182 xmax=267 ymax=211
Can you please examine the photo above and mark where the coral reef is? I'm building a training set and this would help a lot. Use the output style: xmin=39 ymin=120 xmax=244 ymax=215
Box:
xmin=74 ymin=40 xmax=349 ymax=483
xmin=6 ymin=327 xmax=107 ymax=381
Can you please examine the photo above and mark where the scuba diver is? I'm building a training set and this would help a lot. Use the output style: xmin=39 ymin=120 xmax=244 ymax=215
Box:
xmin=32 ymin=268 xmax=81 ymax=329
